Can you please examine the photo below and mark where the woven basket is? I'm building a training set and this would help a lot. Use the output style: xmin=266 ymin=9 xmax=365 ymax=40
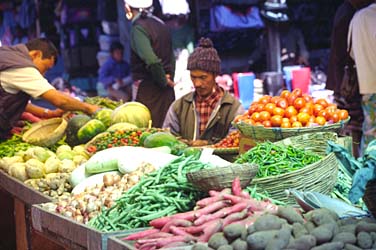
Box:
xmin=234 ymin=117 xmax=349 ymax=142
xmin=186 ymin=163 xmax=258 ymax=192
xmin=363 ymin=180 xmax=376 ymax=217
xmin=22 ymin=118 xmax=67 ymax=147
xmin=250 ymin=132 xmax=340 ymax=204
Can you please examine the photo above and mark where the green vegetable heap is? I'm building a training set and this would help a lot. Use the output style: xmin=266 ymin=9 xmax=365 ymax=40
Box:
xmin=84 ymin=96 xmax=123 ymax=110
xmin=235 ymin=141 xmax=322 ymax=177
xmin=0 ymin=134 xmax=33 ymax=158
xmin=89 ymin=155 xmax=212 ymax=231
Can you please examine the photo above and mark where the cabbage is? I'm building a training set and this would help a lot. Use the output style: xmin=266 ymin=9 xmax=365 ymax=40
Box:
xmin=25 ymin=159 xmax=45 ymax=179
xmin=33 ymin=147 xmax=51 ymax=163
xmin=57 ymin=151 xmax=75 ymax=161
xmin=111 ymin=102 xmax=151 ymax=128
xmin=106 ymin=122 xmax=137 ymax=132
xmin=44 ymin=156 xmax=61 ymax=174
xmin=56 ymin=145 xmax=72 ymax=155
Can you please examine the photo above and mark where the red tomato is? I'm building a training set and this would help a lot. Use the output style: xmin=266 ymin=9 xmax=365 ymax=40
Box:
xmin=331 ymin=112 xmax=340 ymax=123
xmin=291 ymin=121 xmax=303 ymax=128
xmin=293 ymin=97 xmax=306 ymax=110
xmin=248 ymin=105 xmax=258 ymax=115
xmin=280 ymin=90 xmax=291 ymax=99
xmin=259 ymin=95 xmax=272 ymax=105
xmin=285 ymin=106 xmax=298 ymax=118
xmin=302 ymin=93 xmax=313 ymax=104
xmin=297 ymin=112 xmax=311 ymax=125
xmin=264 ymin=103 xmax=277 ymax=114
xmin=315 ymin=116 xmax=326 ymax=126
xmin=277 ymin=98 xmax=288 ymax=109
xmin=251 ymin=112 xmax=261 ymax=122
xmin=270 ymin=96 xmax=281 ymax=105
xmin=292 ymin=88 xmax=303 ymax=97
xmin=313 ymin=104 xmax=324 ymax=117
xmin=273 ymin=107 xmax=285 ymax=117
xmin=262 ymin=120 xmax=272 ymax=127
xmin=299 ymin=107 xmax=313 ymax=116
xmin=290 ymin=115 xmax=298 ymax=123
xmin=256 ymin=104 xmax=265 ymax=112
xmin=259 ymin=111 xmax=271 ymax=122
xmin=315 ymin=98 xmax=329 ymax=108
xmin=270 ymin=115 xmax=283 ymax=127
xmin=287 ymin=94 xmax=298 ymax=106
xmin=338 ymin=109 xmax=349 ymax=120
xmin=281 ymin=121 xmax=291 ymax=128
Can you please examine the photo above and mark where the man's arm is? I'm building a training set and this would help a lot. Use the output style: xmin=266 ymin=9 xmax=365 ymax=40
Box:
xmin=41 ymin=89 xmax=99 ymax=115
xmin=25 ymin=103 xmax=65 ymax=118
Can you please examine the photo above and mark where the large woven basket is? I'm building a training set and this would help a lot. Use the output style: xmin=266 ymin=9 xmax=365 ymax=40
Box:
xmin=186 ymin=163 xmax=258 ymax=192
xmin=22 ymin=118 xmax=67 ymax=147
xmin=363 ymin=179 xmax=376 ymax=217
xmin=249 ymin=132 xmax=340 ymax=204
xmin=234 ymin=117 xmax=349 ymax=142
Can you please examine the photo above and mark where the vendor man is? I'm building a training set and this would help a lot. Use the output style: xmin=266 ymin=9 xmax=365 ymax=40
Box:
xmin=163 ymin=37 xmax=244 ymax=146
xmin=0 ymin=38 xmax=100 ymax=139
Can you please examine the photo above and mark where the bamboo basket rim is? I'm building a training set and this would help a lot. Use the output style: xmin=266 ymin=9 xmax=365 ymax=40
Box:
xmin=22 ymin=118 xmax=67 ymax=146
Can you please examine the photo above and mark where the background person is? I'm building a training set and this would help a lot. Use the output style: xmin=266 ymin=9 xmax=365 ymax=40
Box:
xmin=123 ymin=0 xmax=176 ymax=128
xmin=163 ymin=37 xmax=245 ymax=146
xmin=97 ymin=41 xmax=132 ymax=101
xmin=0 ymin=38 xmax=99 ymax=139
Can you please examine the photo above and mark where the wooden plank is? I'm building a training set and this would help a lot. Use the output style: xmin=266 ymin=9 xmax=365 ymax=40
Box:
xmin=15 ymin=198 xmax=28 ymax=250
xmin=107 ymin=237 xmax=132 ymax=250
xmin=0 ymin=170 xmax=51 ymax=205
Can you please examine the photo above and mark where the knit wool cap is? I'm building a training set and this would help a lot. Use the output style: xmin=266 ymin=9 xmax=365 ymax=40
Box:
xmin=187 ymin=37 xmax=221 ymax=74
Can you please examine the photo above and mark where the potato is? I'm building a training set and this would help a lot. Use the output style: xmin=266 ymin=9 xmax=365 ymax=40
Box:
xmin=277 ymin=206 xmax=304 ymax=224
xmin=337 ymin=217 xmax=358 ymax=227
xmin=356 ymin=231 xmax=372 ymax=249
xmin=254 ymin=214 xmax=284 ymax=231
xmin=230 ymin=239 xmax=247 ymax=250
xmin=339 ymin=224 xmax=356 ymax=234
xmin=240 ymin=227 xmax=247 ymax=241
xmin=208 ymin=233 xmax=228 ymax=250
xmin=223 ymin=224 xmax=245 ymax=240
xmin=265 ymin=225 xmax=291 ymax=250
xmin=356 ymin=221 xmax=376 ymax=233
xmin=311 ymin=241 xmax=344 ymax=250
xmin=292 ymin=222 xmax=308 ymax=239
xmin=287 ymin=235 xmax=316 ymax=250
xmin=247 ymin=225 xmax=256 ymax=235
xmin=309 ymin=209 xmax=338 ymax=226
xmin=370 ymin=232 xmax=376 ymax=242
xmin=246 ymin=230 xmax=278 ymax=250
xmin=332 ymin=232 xmax=356 ymax=245
xmin=344 ymin=244 xmax=363 ymax=250
xmin=311 ymin=223 xmax=335 ymax=244
xmin=304 ymin=221 xmax=316 ymax=233
xmin=192 ymin=243 xmax=212 ymax=250
xmin=217 ymin=245 xmax=232 ymax=250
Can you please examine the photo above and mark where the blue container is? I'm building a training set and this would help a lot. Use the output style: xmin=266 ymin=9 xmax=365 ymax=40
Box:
xmin=237 ymin=73 xmax=255 ymax=110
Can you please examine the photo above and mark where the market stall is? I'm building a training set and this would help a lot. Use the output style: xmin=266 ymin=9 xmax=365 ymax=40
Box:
xmin=0 ymin=92 xmax=375 ymax=250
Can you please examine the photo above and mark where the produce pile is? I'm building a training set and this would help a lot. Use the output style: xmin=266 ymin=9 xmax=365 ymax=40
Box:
xmin=121 ymin=178 xmax=376 ymax=250
xmin=234 ymin=88 xmax=349 ymax=128
xmin=43 ymin=162 xmax=156 ymax=224
xmin=235 ymin=141 xmax=321 ymax=177
xmin=213 ymin=130 xmax=240 ymax=148
xmin=89 ymin=155 xmax=213 ymax=231
xmin=84 ymin=96 xmax=123 ymax=110
xmin=0 ymin=145 xmax=89 ymax=199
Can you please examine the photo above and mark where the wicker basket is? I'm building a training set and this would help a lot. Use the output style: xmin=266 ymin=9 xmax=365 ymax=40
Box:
xmin=186 ymin=163 xmax=258 ymax=192
xmin=234 ymin=117 xmax=349 ymax=142
xmin=250 ymin=132 xmax=340 ymax=204
xmin=363 ymin=179 xmax=376 ymax=217
xmin=22 ymin=118 xmax=67 ymax=147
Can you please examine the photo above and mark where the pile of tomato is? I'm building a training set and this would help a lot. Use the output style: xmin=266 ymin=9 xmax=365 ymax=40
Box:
xmin=214 ymin=130 xmax=240 ymax=148
xmin=234 ymin=88 xmax=349 ymax=128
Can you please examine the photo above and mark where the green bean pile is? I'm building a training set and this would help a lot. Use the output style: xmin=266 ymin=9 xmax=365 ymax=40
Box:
xmin=0 ymin=134 xmax=33 ymax=158
xmin=235 ymin=141 xmax=321 ymax=178
xmin=89 ymin=155 xmax=211 ymax=232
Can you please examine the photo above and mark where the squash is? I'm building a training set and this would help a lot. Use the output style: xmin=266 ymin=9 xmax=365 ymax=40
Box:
xmin=94 ymin=108 xmax=113 ymax=128
xmin=143 ymin=132 xmax=188 ymax=155
xmin=77 ymin=119 xmax=106 ymax=144
xmin=111 ymin=102 xmax=151 ymax=128
xmin=66 ymin=115 xmax=92 ymax=146
xmin=106 ymin=122 xmax=137 ymax=132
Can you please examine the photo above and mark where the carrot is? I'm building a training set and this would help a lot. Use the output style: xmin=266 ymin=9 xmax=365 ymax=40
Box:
xmin=198 ymin=220 xmax=223 ymax=242
xmin=161 ymin=219 xmax=192 ymax=233
xmin=169 ymin=226 xmax=194 ymax=236
xmin=222 ymin=209 xmax=248 ymax=227
xmin=194 ymin=202 xmax=249 ymax=226
xmin=123 ymin=228 xmax=160 ymax=240
xmin=232 ymin=177 xmax=242 ymax=196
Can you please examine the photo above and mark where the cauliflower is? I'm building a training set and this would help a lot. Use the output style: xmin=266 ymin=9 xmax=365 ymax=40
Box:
xmin=59 ymin=159 xmax=76 ymax=173
xmin=44 ymin=156 xmax=61 ymax=174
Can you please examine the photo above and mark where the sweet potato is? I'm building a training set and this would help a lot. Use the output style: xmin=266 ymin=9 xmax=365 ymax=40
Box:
xmin=356 ymin=231 xmax=372 ymax=249
xmin=332 ymin=232 xmax=356 ymax=245
xmin=231 ymin=239 xmax=247 ymax=250
xmin=199 ymin=220 xmax=223 ymax=242
xmin=240 ymin=191 xmax=250 ymax=199
xmin=222 ymin=209 xmax=248 ymax=227
xmin=143 ymin=232 xmax=174 ymax=240
xmin=209 ymin=188 xmax=231 ymax=197
xmin=153 ymin=235 xmax=196 ymax=248
xmin=287 ymin=235 xmax=316 ymax=250
xmin=311 ymin=241 xmax=344 ymax=250
xmin=161 ymin=219 xmax=193 ymax=233
xmin=265 ymin=225 xmax=292 ymax=250
xmin=217 ymin=245 xmax=233 ymax=250
xmin=277 ymin=206 xmax=304 ymax=224
xmin=292 ymin=222 xmax=308 ymax=239
xmin=161 ymin=241 xmax=190 ymax=249
xmin=246 ymin=230 xmax=279 ymax=250
xmin=124 ymin=228 xmax=160 ymax=240
xmin=231 ymin=177 xmax=242 ymax=196
xmin=311 ymin=223 xmax=335 ymax=244
xmin=139 ymin=242 xmax=157 ymax=250
xmin=356 ymin=221 xmax=376 ymax=233
xmin=253 ymin=214 xmax=284 ymax=232
xmin=208 ymin=232 xmax=229 ymax=249
xmin=169 ymin=226 xmax=193 ymax=237
xmin=194 ymin=203 xmax=248 ymax=226
xmin=196 ymin=195 xmax=225 ymax=207
xmin=194 ymin=201 xmax=230 ymax=218
xmin=344 ymin=244 xmax=363 ymax=250
xmin=223 ymin=223 xmax=246 ymax=240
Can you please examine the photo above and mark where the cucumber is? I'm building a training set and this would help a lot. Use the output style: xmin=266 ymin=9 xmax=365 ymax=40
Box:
xmin=85 ymin=159 xmax=118 ymax=174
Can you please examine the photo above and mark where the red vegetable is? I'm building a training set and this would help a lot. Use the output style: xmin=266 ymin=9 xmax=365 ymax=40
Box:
xmin=233 ymin=214 xmax=261 ymax=227
xmin=143 ymin=232 xmax=173 ymax=240
xmin=194 ymin=202 xmax=249 ymax=226
xmin=193 ymin=201 xmax=230 ymax=218
xmin=232 ymin=177 xmax=242 ymax=196
xmin=222 ymin=209 xmax=248 ymax=227
xmin=223 ymin=194 xmax=246 ymax=204
xmin=209 ymin=188 xmax=231 ymax=197
xmin=139 ymin=235 xmax=196 ymax=248
xmin=196 ymin=195 xmax=224 ymax=207
xmin=198 ymin=219 xmax=223 ymax=242
xmin=21 ymin=112 xmax=41 ymax=123
xmin=169 ymin=226 xmax=193 ymax=236
xmin=161 ymin=219 xmax=192 ymax=233
xmin=123 ymin=228 xmax=160 ymax=240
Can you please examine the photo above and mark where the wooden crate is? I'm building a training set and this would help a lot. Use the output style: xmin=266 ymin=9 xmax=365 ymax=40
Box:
xmin=32 ymin=204 xmax=146 ymax=250
xmin=0 ymin=170 xmax=51 ymax=205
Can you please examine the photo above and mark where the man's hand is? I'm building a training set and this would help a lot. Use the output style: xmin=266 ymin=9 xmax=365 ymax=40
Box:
xmin=45 ymin=109 xmax=65 ymax=118
xmin=166 ymin=74 xmax=176 ymax=88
